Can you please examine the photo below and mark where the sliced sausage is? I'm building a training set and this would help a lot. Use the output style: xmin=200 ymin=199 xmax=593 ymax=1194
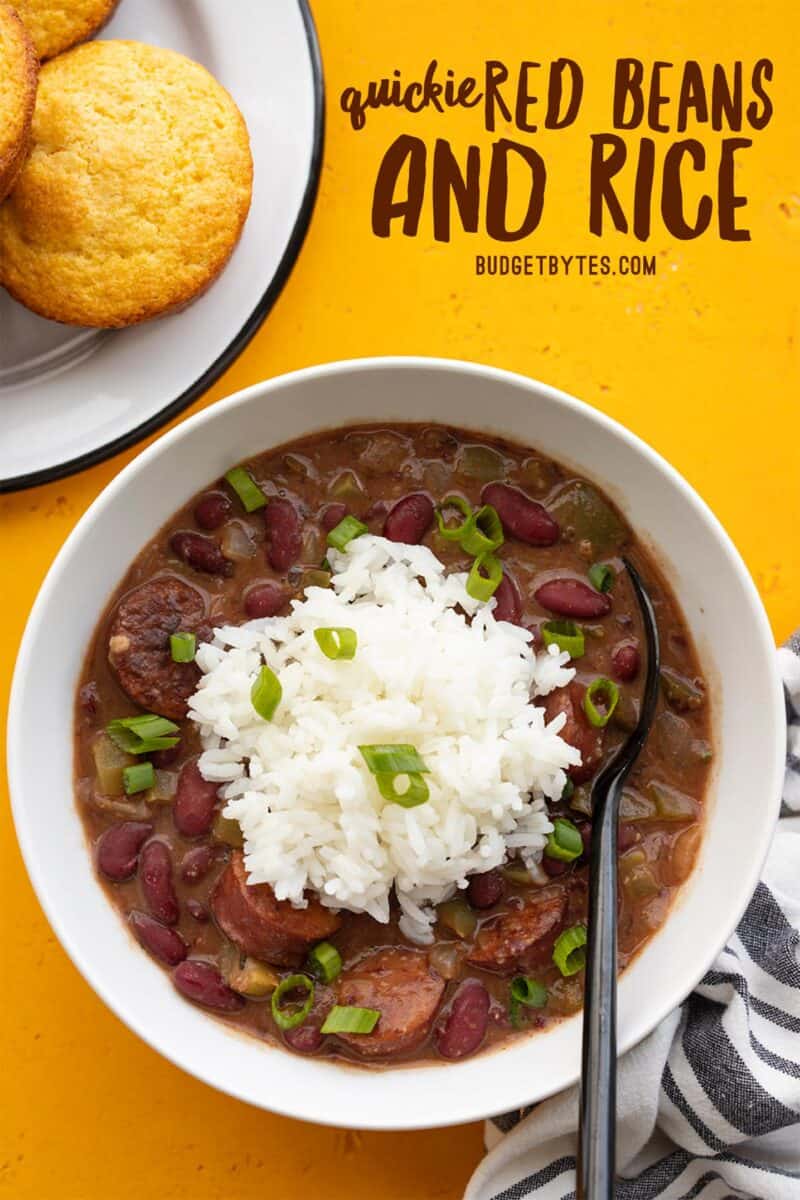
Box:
xmin=467 ymin=891 xmax=567 ymax=974
xmin=333 ymin=948 xmax=445 ymax=1058
xmin=482 ymin=483 xmax=560 ymax=546
xmin=211 ymin=851 xmax=341 ymax=967
xmin=543 ymin=681 xmax=605 ymax=784
xmin=107 ymin=577 xmax=206 ymax=720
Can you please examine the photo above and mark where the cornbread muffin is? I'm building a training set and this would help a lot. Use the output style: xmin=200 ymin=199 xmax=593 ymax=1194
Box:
xmin=0 ymin=40 xmax=253 ymax=328
xmin=13 ymin=0 xmax=119 ymax=60
xmin=0 ymin=3 xmax=37 ymax=202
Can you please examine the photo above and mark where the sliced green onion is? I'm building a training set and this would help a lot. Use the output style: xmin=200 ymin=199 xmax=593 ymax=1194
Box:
xmin=541 ymin=619 xmax=585 ymax=659
xmin=225 ymin=465 xmax=267 ymax=512
xmin=583 ymin=677 xmax=620 ymax=728
xmin=466 ymin=552 xmax=503 ymax=602
xmin=509 ymin=976 xmax=548 ymax=1028
xmin=271 ymin=974 xmax=315 ymax=1031
xmin=588 ymin=562 xmax=615 ymax=593
xmin=461 ymin=504 xmax=504 ymax=556
xmin=359 ymin=745 xmax=430 ymax=775
xmin=545 ymin=818 xmax=584 ymax=863
xmin=106 ymin=714 xmax=180 ymax=755
xmin=435 ymin=495 xmax=474 ymax=542
xmin=327 ymin=515 xmax=369 ymax=551
xmin=314 ymin=627 xmax=357 ymax=661
xmin=553 ymin=925 xmax=588 ymax=977
xmin=169 ymin=632 xmax=197 ymax=663
xmin=122 ymin=762 xmax=154 ymax=795
xmin=307 ymin=942 xmax=342 ymax=984
xmin=561 ymin=778 xmax=575 ymax=802
xmin=321 ymin=1005 xmax=380 ymax=1035
xmin=375 ymin=771 xmax=429 ymax=807
xmin=251 ymin=665 xmax=282 ymax=721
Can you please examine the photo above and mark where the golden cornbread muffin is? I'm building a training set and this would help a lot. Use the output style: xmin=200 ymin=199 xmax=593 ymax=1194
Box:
xmin=0 ymin=40 xmax=253 ymax=328
xmin=0 ymin=3 xmax=37 ymax=202
xmin=13 ymin=0 xmax=119 ymax=60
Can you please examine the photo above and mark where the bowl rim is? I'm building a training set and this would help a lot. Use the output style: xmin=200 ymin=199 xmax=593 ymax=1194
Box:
xmin=7 ymin=356 xmax=786 ymax=1129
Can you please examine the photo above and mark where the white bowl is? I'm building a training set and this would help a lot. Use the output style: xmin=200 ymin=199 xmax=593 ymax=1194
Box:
xmin=8 ymin=358 xmax=785 ymax=1130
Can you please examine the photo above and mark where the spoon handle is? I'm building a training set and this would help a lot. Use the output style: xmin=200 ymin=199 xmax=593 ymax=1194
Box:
xmin=577 ymin=774 xmax=621 ymax=1200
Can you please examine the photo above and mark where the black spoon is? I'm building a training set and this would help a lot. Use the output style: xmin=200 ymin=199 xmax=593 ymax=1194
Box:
xmin=576 ymin=557 xmax=661 ymax=1200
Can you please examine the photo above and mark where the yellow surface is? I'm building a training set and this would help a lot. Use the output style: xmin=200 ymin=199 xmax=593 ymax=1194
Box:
xmin=1 ymin=2 xmax=798 ymax=1197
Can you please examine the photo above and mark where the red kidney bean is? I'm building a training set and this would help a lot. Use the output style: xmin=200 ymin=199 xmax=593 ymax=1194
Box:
xmin=542 ymin=856 xmax=570 ymax=878
xmin=151 ymin=741 xmax=181 ymax=769
xmin=130 ymin=911 xmax=187 ymax=966
xmin=482 ymin=483 xmax=560 ymax=546
xmin=364 ymin=500 xmax=388 ymax=524
xmin=492 ymin=571 xmax=522 ymax=624
xmin=265 ymin=499 xmax=302 ymax=572
xmin=383 ymin=493 xmax=434 ymax=544
xmin=284 ymin=1024 xmax=323 ymax=1054
xmin=243 ymin=581 xmax=289 ymax=619
xmin=78 ymin=681 xmax=98 ymax=717
xmin=194 ymin=491 xmax=232 ymax=531
xmin=173 ymin=960 xmax=245 ymax=1012
xmin=97 ymin=821 xmax=153 ymax=882
xmin=436 ymin=980 xmax=490 ymax=1060
xmin=535 ymin=577 xmax=612 ymax=619
xmin=612 ymin=642 xmax=640 ymax=682
xmin=174 ymin=760 xmax=218 ymax=839
xmin=140 ymin=840 xmax=179 ymax=925
xmin=186 ymin=899 xmax=210 ymax=922
xmin=180 ymin=844 xmax=218 ymax=884
xmin=170 ymin=531 xmax=233 ymax=577
xmin=320 ymin=503 xmax=347 ymax=532
xmin=467 ymin=869 xmax=504 ymax=909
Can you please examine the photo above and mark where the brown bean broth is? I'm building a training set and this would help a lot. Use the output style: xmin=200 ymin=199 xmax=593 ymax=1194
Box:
xmin=74 ymin=423 xmax=712 ymax=1066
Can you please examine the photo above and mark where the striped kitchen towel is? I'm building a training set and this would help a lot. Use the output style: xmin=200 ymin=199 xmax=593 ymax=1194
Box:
xmin=466 ymin=641 xmax=800 ymax=1200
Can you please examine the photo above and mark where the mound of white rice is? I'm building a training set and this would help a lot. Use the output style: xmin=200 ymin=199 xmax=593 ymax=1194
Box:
xmin=188 ymin=535 xmax=579 ymax=943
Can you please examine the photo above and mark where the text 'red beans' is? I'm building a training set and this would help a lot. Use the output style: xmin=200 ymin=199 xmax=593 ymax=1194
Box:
xmin=383 ymin=493 xmax=434 ymax=544
xmin=492 ymin=571 xmax=522 ymax=624
xmin=130 ymin=911 xmax=187 ymax=966
xmin=174 ymin=760 xmax=219 ymax=839
xmin=535 ymin=577 xmax=612 ymax=619
xmin=436 ymin=980 xmax=491 ymax=1060
xmin=97 ymin=821 xmax=153 ymax=882
xmin=170 ymin=531 xmax=233 ymax=577
xmin=265 ymin=499 xmax=302 ymax=572
xmin=244 ymin=581 xmax=289 ymax=619
xmin=467 ymin=870 xmax=504 ymax=910
xmin=140 ymin=840 xmax=179 ymax=925
xmin=612 ymin=642 xmax=640 ymax=682
xmin=194 ymin=492 xmax=232 ymax=531
xmin=173 ymin=960 xmax=245 ymax=1012
xmin=482 ymin=483 xmax=560 ymax=546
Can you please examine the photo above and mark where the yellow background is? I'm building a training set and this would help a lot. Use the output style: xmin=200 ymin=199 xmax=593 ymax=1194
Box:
xmin=1 ymin=2 xmax=798 ymax=1197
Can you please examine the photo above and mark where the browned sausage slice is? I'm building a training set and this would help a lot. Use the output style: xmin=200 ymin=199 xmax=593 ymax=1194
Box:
xmin=211 ymin=851 xmax=341 ymax=967
xmin=108 ymin=577 xmax=206 ymax=720
xmin=333 ymin=948 xmax=445 ymax=1058
xmin=467 ymin=890 xmax=567 ymax=974
xmin=543 ymin=681 xmax=605 ymax=784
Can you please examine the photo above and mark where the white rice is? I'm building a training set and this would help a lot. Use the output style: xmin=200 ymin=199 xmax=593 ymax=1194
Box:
xmin=188 ymin=535 xmax=579 ymax=943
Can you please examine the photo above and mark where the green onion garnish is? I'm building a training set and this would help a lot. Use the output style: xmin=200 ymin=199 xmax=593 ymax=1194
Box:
xmin=251 ymin=665 xmax=282 ymax=721
xmin=588 ymin=562 xmax=615 ymax=593
xmin=106 ymin=714 xmax=180 ymax=755
xmin=435 ymin=495 xmax=474 ymax=542
xmin=307 ymin=942 xmax=342 ymax=984
xmin=359 ymin=745 xmax=430 ymax=774
xmin=461 ymin=504 xmax=504 ymax=557
xmin=541 ymin=619 xmax=585 ymax=659
xmin=466 ymin=552 xmax=503 ymax=602
xmin=122 ymin=762 xmax=154 ymax=795
xmin=561 ymin=778 xmax=575 ymax=802
xmin=509 ymin=975 xmax=547 ymax=1027
xmin=169 ymin=632 xmax=197 ymax=663
xmin=321 ymin=1005 xmax=380 ymax=1035
xmin=225 ymin=466 xmax=267 ymax=512
xmin=583 ymin=677 xmax=620 ymax=728
xmin=271 ymin=974 xmax=315 ymax=1031
xmin=327 ymin=515 xmax=369 ymax=551
xmin=314 ymin=627 xmax=357 ymax=660
xmin=375 ymin=771 xmax=430 ymax=807
xmin=553 ymin=924 xmax=588 ymax=976
xmin=545 ymin=818 xmax=584 ymax=863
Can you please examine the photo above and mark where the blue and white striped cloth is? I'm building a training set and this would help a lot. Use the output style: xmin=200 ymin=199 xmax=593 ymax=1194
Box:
xmin=467 ymin=640 xmax=800 ymax=1200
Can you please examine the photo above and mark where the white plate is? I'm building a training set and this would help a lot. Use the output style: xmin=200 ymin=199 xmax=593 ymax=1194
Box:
xmin=0 ymin=0 xmax=323 ymax=492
